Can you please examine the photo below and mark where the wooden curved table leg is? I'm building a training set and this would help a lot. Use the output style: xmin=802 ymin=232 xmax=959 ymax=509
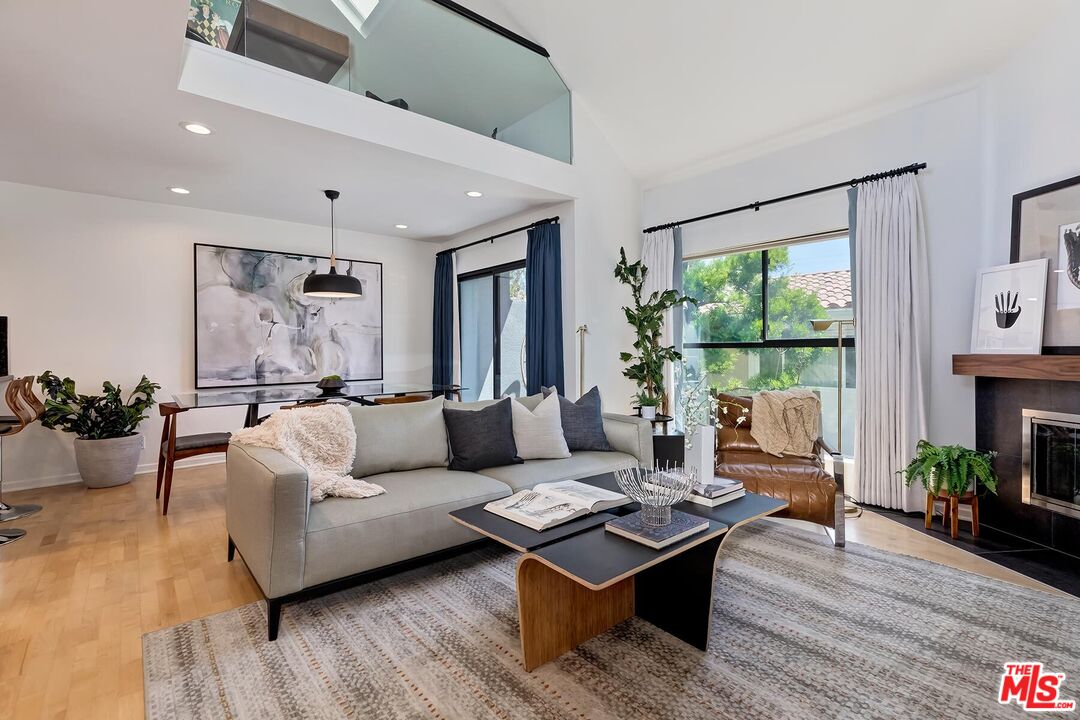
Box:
xmin=516 ymin=557 xmax=634 ymax=672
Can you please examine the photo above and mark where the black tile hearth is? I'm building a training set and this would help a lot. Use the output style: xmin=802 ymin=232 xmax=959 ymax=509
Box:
xmin=872 ymin=508 xmax=1080 ymax=597
xmin=974 ymin=376 xmax=1077 ymax=554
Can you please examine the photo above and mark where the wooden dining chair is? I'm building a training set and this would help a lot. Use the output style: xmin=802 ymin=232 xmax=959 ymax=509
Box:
xmin=373 ymin=395 xmax=429 ymax=405
xmin=1 ymin=376 xmax=45 ymax=546
xmin=156 ymin=402 xmax=231 ymax=516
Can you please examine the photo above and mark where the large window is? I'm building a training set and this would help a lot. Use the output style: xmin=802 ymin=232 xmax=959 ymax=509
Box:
xmin=682 ymin=233 xmax=855 ymax=452
xmin=459 ymin=262 xmax=527 ymax=402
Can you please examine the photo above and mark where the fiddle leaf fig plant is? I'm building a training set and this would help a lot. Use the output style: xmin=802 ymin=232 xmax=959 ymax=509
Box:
xmin=899 ymin=440 xmax=999 ymax=496
xmin=615 ymin=247 xmax=696 ymax=408
xmin=37 ymin=371 xmax=160 ymax=440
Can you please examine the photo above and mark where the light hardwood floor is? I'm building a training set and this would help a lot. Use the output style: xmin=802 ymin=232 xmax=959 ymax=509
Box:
xmin=0 ymin=465 xmax=1064 ymax=719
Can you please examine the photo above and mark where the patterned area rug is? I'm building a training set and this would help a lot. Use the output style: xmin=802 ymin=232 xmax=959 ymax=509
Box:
xmin=143 ymin=522 xmax=1080 ymax=719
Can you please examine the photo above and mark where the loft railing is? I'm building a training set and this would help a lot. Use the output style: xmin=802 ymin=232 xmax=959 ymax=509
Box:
xmin=185 ymin=0 xmax=572 ymax=163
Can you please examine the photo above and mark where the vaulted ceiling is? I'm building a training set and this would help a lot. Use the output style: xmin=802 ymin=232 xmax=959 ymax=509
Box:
xmin=495 ymin=0 xmax=1066 ymax=183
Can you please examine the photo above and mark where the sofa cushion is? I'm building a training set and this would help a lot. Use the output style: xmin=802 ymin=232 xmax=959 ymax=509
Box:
xmin=516 ymin=392 xmax=546 ymax=411
xmin=476 ymin=451 xmax=637 ymax=492
xmin=446 ymin=395 xmax=544 ymax=411
xmin=716 ymin=451 xmax=835 ymax=527
xmin=542 ymin=386 xmax=612 ymax=452
xmin=444 ymin=398 xmax=522 ymax=471
xmin=717 ymin=426 xmax=761 ymax=452
xmin=510 ymin=392 xmax=570 ymax=460
xmin=350 ymin=397 xmax=448 ymax=478
xmin=304 ymin=468 xmax=511 ymax=587
xmin=716 ymin=392 xmax=753 ymax=428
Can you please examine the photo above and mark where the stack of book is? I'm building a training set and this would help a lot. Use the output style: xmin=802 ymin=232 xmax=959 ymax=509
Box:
xmin=645 ymin=473 xmax=746 ymax=508
xmin=685 ymin=476 xmax=745 ymax=507
xmin=605 ymin=510 xmax=709 ymax=549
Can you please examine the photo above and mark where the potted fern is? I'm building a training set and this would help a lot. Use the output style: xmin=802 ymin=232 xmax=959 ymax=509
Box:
xmin=37 ymin=371 xmax=160 ymax=488
xmin=614 ymin=247 xmax=696 ymax=414
xmin=899 ymin=440 xmax=999 ymax=497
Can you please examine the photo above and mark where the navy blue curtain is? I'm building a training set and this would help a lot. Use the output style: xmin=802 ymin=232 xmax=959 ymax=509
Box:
xmin=432 ymin=253 xmax=454 ymax=392
xmin=525 ymin=222 xmax=564 ymax=395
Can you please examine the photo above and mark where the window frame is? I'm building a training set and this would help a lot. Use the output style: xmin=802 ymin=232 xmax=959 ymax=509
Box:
xmin=457 ymin=260 xmax=527 ymax=400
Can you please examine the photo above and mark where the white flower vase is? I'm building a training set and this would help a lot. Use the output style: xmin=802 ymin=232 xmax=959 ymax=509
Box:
xmin=685 ymin=425 xmax=716 ymax=481
xmin=641 ymin=406 xmax=657 ymax=420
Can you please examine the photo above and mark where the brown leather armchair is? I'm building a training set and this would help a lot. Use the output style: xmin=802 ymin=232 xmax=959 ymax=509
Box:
xmin=713 ymin=393 xmax=845 ymax=547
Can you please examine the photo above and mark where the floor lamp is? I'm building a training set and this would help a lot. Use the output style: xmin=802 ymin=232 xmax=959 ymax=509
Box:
xmin=809 ymin=318 xmax=860 ymax=518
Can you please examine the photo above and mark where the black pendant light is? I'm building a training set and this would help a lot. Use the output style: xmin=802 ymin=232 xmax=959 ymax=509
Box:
xmin=303 ymin=189 xmax=364 ymax=298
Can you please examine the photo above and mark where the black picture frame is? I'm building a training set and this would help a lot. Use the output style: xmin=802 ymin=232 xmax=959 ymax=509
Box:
xmin=1009 ymin=173 xmax=1080 ymax=354
xmin=193 ymin=242 xmax=385 ymax=389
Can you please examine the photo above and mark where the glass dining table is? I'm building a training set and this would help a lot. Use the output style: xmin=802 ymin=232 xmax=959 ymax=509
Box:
xmin=173 ymin=383 xmax=462 ymax=427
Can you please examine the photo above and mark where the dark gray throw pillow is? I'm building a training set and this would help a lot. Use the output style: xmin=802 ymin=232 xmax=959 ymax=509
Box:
xmin=443 ymin=398 xmax=523 ymax=471
xmin=543 ymin=386 xmax=612 ymax=452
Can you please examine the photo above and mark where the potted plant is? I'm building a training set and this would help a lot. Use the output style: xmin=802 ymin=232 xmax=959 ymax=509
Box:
xmin=316 ymin=374 xmax=346 ymax=396
xmin=899 ymin=440 xmax=999 ymax=497
xmin=37 ymin=371 xmax=160 ymax=488
xmin=614 ymin=248 xmax=696 ymax=414
xmin=637 ymin=393 xmax=661 ymax=420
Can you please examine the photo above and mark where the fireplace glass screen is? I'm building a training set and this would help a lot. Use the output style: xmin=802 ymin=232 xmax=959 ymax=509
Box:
xmin=1027 ymin=417 xmax=1080 ymax=516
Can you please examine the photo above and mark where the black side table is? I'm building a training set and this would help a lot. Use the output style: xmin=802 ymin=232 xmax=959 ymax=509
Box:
xmin=652 ymin=430 xmax=685 ymax=469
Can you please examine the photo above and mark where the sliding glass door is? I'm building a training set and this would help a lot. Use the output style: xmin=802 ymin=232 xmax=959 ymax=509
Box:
xmin=459 ymin=262 xmax=527 ymax=402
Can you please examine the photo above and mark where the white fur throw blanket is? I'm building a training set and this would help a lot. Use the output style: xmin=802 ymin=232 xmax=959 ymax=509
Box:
xmin=749 ymin=389 xmax=821 ymax=458
xmin=231 ymin=404 xmax=385 ymax=503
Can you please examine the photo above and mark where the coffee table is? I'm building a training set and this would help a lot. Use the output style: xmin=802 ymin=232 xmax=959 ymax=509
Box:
xmin=449 ymin=474 xmax=787 ymax=671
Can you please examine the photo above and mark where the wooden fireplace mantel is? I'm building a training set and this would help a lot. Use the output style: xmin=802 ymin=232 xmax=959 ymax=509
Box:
xmin=952 ymin=354 xmax=1080 ymax=381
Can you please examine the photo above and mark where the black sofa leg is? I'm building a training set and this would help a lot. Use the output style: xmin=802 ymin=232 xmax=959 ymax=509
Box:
xmin=227 ymin=535 xmax=236 ymax=562
xmin=267 ymin=598 xmax=282 ymax=641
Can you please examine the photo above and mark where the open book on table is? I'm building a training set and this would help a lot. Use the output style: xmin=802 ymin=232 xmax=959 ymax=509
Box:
xmin=484 ymin=480 xmax=631 ymax=531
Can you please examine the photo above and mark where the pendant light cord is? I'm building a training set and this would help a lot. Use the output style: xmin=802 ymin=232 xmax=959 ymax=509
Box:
xmin=330 ymin=196 xmax=336 ymax=266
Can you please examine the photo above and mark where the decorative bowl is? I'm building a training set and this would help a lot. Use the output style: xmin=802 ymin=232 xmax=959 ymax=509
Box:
xmin=316 ymin=376 xmax=346 ymax=397
xmin=613 ymin=463 xmax=698 ymax=526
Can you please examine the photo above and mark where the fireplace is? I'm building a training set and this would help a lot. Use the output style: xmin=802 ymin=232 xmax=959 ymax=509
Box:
xmin=1022 ymin=409 xmax=1080 ymax=520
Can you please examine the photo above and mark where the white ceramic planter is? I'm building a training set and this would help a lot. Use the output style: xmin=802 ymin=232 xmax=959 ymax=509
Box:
xmin=640 ymin=406 xmax=657 ymax=420
xmin=685 ymin=425 xmax=716 ymax=481
xmin=74 ymin=434 xmax=144 ymax=488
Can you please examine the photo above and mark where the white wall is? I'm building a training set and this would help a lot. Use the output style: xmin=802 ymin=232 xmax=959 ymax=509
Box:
xmin=983 ymin=2 xmax=1080 ymax=269
xmin=644 ymin=89 xmax=985 ymax=465
xmin=0 ymin=182 xmax=435 ymax=490
xmin=442 ymin=99 xmax=642 ymax=412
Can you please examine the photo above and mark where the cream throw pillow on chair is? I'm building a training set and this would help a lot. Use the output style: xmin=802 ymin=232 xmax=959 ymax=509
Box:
xmin=509 ymin=392 xmax=571 ymax=460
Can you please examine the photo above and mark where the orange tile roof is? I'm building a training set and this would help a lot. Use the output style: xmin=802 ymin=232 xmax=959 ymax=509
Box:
xmin=785 ymin=270 xmax=852 ymax=309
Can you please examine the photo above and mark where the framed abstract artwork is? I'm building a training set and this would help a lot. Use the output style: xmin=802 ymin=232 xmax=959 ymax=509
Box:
xmin=970 ymin=259 xmax=1049 ymax=354
xmin=194 ymin=243 xmax=383 ymax=388
xmin=1011 ymin=173 xmax=1080 ymax=352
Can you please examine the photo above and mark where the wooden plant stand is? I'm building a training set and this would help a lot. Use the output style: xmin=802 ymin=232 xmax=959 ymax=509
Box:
xmin=925 ymin=490 xmax=979 ymax=539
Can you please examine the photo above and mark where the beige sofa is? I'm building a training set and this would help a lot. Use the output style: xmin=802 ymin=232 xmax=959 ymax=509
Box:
xmin=225 ymin=397 xmax=653 ymax=640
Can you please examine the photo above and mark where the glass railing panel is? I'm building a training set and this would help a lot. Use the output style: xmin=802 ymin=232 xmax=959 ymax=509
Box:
xmin=185 ymin=0 xmax=572 ymax=163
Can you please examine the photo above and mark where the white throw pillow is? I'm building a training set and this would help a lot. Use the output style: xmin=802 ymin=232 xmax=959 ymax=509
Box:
xmin=510 ymin=392 xmax=571 ymax=460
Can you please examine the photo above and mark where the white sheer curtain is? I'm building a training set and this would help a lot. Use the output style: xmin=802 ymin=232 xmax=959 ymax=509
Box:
xmin=642 ymin=228 xmax=677 ymax=413
xmin=853 ymin=174 xmax=930 ymax=511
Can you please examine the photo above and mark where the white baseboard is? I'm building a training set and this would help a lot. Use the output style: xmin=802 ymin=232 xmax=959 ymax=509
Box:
xmin=5 ymin=455 xmax=226 ymax=493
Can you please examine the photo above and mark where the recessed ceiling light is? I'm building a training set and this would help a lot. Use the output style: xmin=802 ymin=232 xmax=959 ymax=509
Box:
xmin=465 ymin=190 xmax=483 ymax=198
xmin=395 ymin=224 xmax=409 ymax=229
xmin=180 ymin=122 xmax=213 ymax=135
xmin=169 ymin=187 xmax=191 ymax=195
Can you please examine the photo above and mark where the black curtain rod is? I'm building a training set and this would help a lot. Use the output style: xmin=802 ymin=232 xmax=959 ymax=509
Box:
xmin=642 ymin=162 xmax=927 ymax=234
xmin=437 ymin=216 xmax=559 ymax=256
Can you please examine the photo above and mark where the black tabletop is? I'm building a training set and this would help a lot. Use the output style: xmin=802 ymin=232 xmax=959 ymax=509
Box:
xmin=173 ymin=383 xmax=461 ymax=409
xmin=577 ymin=473 xmax=789 ymax=526
xmin=449 ymin=504 xmax=616 ymax=552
